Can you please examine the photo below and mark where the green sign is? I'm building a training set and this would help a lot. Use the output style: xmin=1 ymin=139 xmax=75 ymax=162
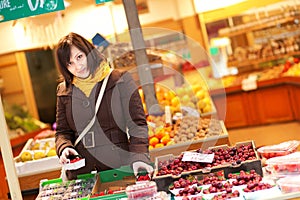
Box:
xmin=95 ymin=0 xmax=113 ymax=5
xmin=0 ymin=0 xmax=65 ymax=23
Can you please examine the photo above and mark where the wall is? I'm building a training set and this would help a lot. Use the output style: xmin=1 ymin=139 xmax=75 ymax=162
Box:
xmin=0 ymin=0 xmax=196 ymax=55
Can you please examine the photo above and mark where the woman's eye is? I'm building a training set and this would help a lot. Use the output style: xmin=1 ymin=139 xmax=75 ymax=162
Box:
xmin=77 ymin=54 xmax=83 ymax=61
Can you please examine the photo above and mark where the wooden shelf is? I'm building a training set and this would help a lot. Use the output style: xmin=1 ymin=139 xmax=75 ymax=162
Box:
xmin=228 ymin=51 xmax=300 ymax=68
xmin=219 ymin=16 xmax=297 ymax=37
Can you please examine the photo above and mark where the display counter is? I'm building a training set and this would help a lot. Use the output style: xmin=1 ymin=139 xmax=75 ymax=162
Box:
xmin=211 ymin=76 xmax=300 ymax=129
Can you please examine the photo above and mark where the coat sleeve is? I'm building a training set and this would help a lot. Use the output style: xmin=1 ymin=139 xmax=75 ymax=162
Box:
xmin=118 ymin=72 xmax=151 ymax=165
xmin=55 ymin=83 xmax=76 ymax=157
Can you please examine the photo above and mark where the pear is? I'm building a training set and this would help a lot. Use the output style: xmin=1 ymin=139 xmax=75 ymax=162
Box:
xmin=34 ymin=151 xmax=46 ymax=160
xmin=31 ymin=143 xmax=40 ymax=150
xmin=47 ymin=149 xmax=57 ymax=157
xmin=21 ymin=151 xmax=33 ymax=162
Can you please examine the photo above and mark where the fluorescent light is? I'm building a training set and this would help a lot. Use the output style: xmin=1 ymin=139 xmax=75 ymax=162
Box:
xmin=193 ymin=0 xmax=247 ymax=13
xmin=211 ymin=37 xmax=231 ymax=47
xmin=64 ymin=0 xmax=71 ymax=8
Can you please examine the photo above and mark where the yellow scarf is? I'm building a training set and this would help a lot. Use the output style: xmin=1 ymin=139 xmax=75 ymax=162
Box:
xmin=73 ymin=61 xmax=111 ymax=97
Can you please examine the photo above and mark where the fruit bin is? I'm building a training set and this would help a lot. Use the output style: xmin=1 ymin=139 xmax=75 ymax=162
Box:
xmin=257 ymin=140 xmax=300 ymax=159
xmin=149 ymin=120 xmax=230 ymax=162
xmin=266 ymin=152 xmax=300 ymax=177
xmin=14 ymin=137 xmax=61 ymax=176
xmin=152 ymin=140 xmax=262 ymax=192
xmin=36 ymin=172 xmax=98 ymax=200
xmin=90 ymin=165 xmax=137 ymax=199
xmin=277 ymin=175 xmax=300 ymax=193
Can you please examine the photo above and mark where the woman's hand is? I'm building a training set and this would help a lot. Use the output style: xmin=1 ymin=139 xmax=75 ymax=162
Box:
xmin=59 ymin=147 xmax=78 ymax=164
xmin=132 ymin=161 xmax=154 ymax=176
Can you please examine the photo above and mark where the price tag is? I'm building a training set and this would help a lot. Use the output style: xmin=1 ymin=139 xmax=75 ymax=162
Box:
xmin=181 ymin=106 xmax=200 ymax=117
xmin=165 ymin=106 xmax=172 ymax=125
xmin=242 ymin=75 xmax=257 ymax=91
xmin=182 ymin=151 xmax=214 ymax=163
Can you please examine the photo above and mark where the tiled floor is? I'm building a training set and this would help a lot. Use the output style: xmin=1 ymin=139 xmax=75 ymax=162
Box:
xmin=227 ymin=121 xmax=300 ymax=148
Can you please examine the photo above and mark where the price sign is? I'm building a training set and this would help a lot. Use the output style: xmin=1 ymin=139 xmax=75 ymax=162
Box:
xmin=181 ymin=106 xmax=200 ymax=118
xmin=95 ymin=0 xmax=113 ymax=4
xmin=0 ymin=0 xmax=65 ymax=23
xmin=182 ymin=151 xmax=214 ymax=163
xmin=242 ymin=75 xmax=258 ymax=91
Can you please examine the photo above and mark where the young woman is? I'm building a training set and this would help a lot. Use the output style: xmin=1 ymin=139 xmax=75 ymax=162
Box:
xmin=55 ymin=32 xmax=153 ymax=180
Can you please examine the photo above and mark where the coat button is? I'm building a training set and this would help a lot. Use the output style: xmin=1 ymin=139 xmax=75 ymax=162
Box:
xmin=82 ymin=100 xmax=90 ymax=108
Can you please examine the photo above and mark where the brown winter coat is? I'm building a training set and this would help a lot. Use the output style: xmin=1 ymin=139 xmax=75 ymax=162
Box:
xmin=55 ymin=69 xmax=150 ymax=180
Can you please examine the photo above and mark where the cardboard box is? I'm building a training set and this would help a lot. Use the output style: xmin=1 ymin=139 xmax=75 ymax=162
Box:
xmin=152 ymin=140 xmax=262 ymax=191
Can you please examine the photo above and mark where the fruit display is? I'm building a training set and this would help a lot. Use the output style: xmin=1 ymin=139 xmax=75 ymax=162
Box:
xmin=147 ymin=115 xmax=226 ymax=149
xmin=125 ymin=181 xmax=158 ymax=199
xmin=168 ymin=169 xmax=275 ymax=200
xmin=36 ymin=174 xmax=96 ymax=200
xmin=173 ymin=117 xmax=224 ymax=144
xmin=257 ymin=140 xmax=299 ymax=159
xmin=90 ymin=188 xmax=126 ymax=198
xmin=113 ymin=50 xmax=162 ymax=69
xmin=15 ymin=138 xmax=57 ymax=163
xmin=139 ymin=83 xmax=215 ymax=116
xmin=282 ymin=59 xmax=300 ymax=76
xmin=14 ymin=138 xmax=60 ymax=176
xmin=266 ymin=152 xmax=300 ymax=176
xmin=3 ymin=103 xmax=47 ymax=133
xmin=153 ymin=141 xmax=258 ymax=178
xmin=147 ymin=114 xmax=175 ymax=149
xmin=277 ymin=176 xmax=300 ymax=193
xmin=228 ymin=170 xmax=262 ymax=187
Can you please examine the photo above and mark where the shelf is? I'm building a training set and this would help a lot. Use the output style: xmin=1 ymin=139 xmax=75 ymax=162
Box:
xmin=219 ymin=16 xmax=297 ymax=38
xmin=228 ymin=51 xmax=300 ymax=68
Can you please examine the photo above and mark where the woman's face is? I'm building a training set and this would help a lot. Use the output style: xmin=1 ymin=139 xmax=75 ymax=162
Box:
xmin=67 ymin=45 xmax=90 ymax=79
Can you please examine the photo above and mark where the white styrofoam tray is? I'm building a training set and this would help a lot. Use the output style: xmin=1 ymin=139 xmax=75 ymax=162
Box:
xmin=14 ymin=138 xmax=62 ymax=177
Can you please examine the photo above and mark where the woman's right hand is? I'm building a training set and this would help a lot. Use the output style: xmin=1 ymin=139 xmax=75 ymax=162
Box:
xmin=59 ymin=147 xmax=78 ymax=164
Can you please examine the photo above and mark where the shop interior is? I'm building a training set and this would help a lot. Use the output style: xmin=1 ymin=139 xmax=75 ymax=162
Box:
xmin=1 ymin=0 xmax=300 ymax=199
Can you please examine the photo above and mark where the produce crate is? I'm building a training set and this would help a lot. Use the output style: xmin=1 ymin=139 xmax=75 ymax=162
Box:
xmin=14 ymin=137 xmax=61 ymax=176
xmin=152 ymin=140 xmax=262 ymax=192
xmin=97 ymin=165 xmax=136 ymax=191
xmin=149 ymin=120 xmax=230 ymax=162
xmin=36 ymin=172 xmax=97 ymax=200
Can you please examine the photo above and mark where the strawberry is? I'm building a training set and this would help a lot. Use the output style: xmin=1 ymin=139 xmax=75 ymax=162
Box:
xmin=286 ymin=164 xmax=298 ymax=172
xmin=99 ymin=191 xmax=105 ymax=196
xmin=107 ymin=190 xmax=113 ymax=194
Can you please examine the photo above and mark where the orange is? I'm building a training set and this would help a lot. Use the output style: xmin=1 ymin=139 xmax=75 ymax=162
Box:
xmin=149 ymin=145 xmax=154 ymax=150
xmin=160 ymin=134 xmax=171 ymax=145
xmin=156 ymin=93 xmax=164 ymax=102
xmin=149 ymin=137 xmax=159 ymax=147
xmin=171 ymin=97 xmax=180 ymax=107
xmin=155 ymin=143 xmax=164 ymax=148
xmin=154 ymin=128 xmax=166 ymax=139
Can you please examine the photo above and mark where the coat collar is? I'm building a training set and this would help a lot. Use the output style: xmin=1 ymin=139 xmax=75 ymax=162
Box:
xmin=57 ymin=69 xmax=126 ymax=97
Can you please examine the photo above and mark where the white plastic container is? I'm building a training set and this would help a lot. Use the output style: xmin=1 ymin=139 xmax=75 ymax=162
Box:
xmin=277 ymin=176 xmax=300 ymax=193
xmin=125 ymin=181 xmax=157 ymax=199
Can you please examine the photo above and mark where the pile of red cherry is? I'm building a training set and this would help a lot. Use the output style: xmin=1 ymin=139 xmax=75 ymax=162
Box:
xmin=212 ymin=190 xmax=240 ymax=200
xmin=156 ymin=143 xmax=257 ymax=177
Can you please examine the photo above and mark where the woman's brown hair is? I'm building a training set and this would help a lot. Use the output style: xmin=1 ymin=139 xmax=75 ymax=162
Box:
xmin=55 ymin=32 xmax=104 ymax=86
